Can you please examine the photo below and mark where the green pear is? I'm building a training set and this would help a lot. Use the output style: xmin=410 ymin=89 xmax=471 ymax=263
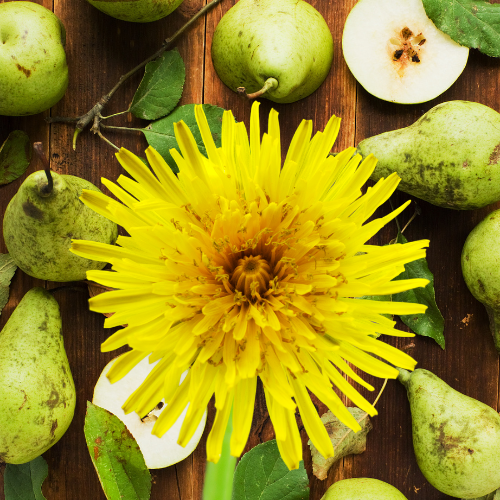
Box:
xmin=358 ymin=101 xmax=500 ymax=209
xmin=0 ymin=1 xmax=68 ymax=116
xmin=398 ymin=368 xmax=500 ymax=498
xmin=211 ymin=0 xmax=333 ymax=104
xmin=3 ymin=169 xmax=118 ymax=282
xmin=321 ymin=478 xmax=408 ymax=499
xmin=462 ymin=209 xmax=500 ymax=353
xmin=86 ymin=0 xmax=183 ymax=22
xmin=0 ymin=288 xmax=76 ymax=464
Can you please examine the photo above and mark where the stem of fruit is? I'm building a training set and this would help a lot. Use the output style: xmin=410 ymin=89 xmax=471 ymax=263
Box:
xmin=237 ymin=77 xmax=278 ymax=100
xmin=33 ymin=142 xmax=53 ymax=196
xmin=396 ymin=367 xmax=411 ymax=387
xmin=47 ymin=0 xmax=224 ymax=149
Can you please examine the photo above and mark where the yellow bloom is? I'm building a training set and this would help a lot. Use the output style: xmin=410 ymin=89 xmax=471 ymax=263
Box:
xmin=72 ymin=102 xmax=428 ymax=470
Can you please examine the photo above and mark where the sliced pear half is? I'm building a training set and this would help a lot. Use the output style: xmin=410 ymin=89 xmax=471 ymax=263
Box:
xmin=93 ymin=355 xmax=206 ymax=469
xmin=342 ymin=0 xmax=469 ymax=104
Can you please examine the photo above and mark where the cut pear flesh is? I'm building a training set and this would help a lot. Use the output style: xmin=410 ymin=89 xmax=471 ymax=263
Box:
xmin=342 ymin=0 xmax=469 ymax=104
xmin=93 ymin=355 xmax=206 ymax=469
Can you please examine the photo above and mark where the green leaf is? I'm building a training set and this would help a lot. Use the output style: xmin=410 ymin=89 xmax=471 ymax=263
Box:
xmin=232 ymin=440 xmax=309 ymax=500
xmin=129 ymin=50 xmax=186 ymax=120
xmin=0 ymin=131 xmax=32 ymax=185
xmin=4 ymin=456 xmax=48 ymax=500
xmin=0 ymin=253 xmax=17 ymax=316
xmin=423 ymin=0 xmax=500 ymax=57
xmin=84 ymin=402 xmax=151 ymax=500
xmin=202 ymin=408 xmax=236 ymax=500
xmin=142 ymin=104 xmax=225 ymax=173
xmin=309 ymin=408 xmax=372 ymax=480
xmin=393 ymin=232 xmax=445 ymax=349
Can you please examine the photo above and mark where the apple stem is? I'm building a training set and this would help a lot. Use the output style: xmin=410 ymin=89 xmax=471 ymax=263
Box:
xmin=33 ymin=142 xmax=54 ymax=195
xmin=237 ymin=78 xmax=279 ymax=100
xmin=46 ymin=0 xmax=224 ymax=149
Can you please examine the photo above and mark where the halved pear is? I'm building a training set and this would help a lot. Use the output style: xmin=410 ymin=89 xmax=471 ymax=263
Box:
xmin=342 ymin=0 xmax=469 ymax=104
xmin=93 ymin=355 xmax=206 ymax=469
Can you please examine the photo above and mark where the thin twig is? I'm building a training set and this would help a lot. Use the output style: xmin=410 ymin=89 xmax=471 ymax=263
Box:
xmin=100 ymin=124 xmax=144 ymax=132
xmin=47 ymin=0 xmax=223 ymax=148
xmin=96 ymin=130 xmax=120 ymax=151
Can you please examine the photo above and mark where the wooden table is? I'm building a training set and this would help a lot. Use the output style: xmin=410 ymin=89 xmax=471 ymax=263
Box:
xmin=1 ymin=0 xmax=500 ymax=498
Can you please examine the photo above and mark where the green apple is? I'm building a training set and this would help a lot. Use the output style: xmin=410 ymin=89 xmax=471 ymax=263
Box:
xmin=0 ymin=1 xmax=68 ymax=116
xmin=86 ymin=0 xmax=184 ymax=22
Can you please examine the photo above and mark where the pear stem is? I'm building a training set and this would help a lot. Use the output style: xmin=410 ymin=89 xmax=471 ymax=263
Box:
xmin=396 ymin=367 xmax=411 ymax=387
xmin=46 ymin=0 xmax=224 ymax=149
xmin=33 ymin=142 xmax=53 ymax=196
xmin=237 ymin=77 xmax=279 ymax=100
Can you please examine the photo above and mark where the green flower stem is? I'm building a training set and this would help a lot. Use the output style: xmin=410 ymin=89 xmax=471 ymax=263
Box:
xmin=202 ymin=407 xmax=236 ymax=500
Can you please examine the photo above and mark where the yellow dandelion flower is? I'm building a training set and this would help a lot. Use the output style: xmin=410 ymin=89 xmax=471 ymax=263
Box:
xmin=72 ymin=102 xmax=429 ymax=470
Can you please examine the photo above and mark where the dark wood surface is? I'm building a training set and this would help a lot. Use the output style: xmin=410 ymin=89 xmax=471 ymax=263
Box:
xmin=1 ymin=0 xmax=500 ymax=498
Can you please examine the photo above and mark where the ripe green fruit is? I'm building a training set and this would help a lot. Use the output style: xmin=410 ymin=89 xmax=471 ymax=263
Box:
xmin=0 ymin=1 xmax=68 ymax=116
xmin=358 ymin=101 xmax=500 ymax=209
xmin=211 ymin=0 xmax=333 ymax=104
xmin=398 ymin=368 xmax=500 ymax=498
xmin=3 ymin=169 xmax=118 ymax=282
xmin=321 ymin=478 xmax=408 ymax=499
xmin=86 ymin=0 xmax=184 ymax=23
xmin=462 ymin=209 xmax=500 ymax=353
xmin=342 ymin=0 xmax=468 ymax=104
xmin=0 ymin=288 xmax=76 ymax=464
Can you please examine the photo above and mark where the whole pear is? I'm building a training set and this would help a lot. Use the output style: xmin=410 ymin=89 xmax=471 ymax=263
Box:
xmin=86 ymin=0 xmax=183 ymax=22
xmin=358 ymin=101 xmax=500 ymax=209
xmin=462 ymin=209 xmax=500 ymax=353
xmin=321 ymin=478 xmax=408 ymax=499
xmin=0 ymin=288 xmax=76 ymax=464
xmin=211 ymin=0 xmax=333 ymax=104
xmin=398 ymin=368 xmax=500 ymax=498
xmin=3 ymin=169 xmax=118 ymax=282
xmin=0 ymin=1 xmax=68 ymax=116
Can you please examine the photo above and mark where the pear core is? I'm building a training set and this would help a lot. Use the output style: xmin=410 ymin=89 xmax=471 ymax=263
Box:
xmin=93 ymin=355 xmax=207 ymax=469
xmin=342 ymin=0 xmax=469 ymax=104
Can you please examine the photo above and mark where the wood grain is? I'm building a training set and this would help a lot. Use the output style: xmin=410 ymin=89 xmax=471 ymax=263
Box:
xmin=1 ymin=0 xmax=500 ymax=499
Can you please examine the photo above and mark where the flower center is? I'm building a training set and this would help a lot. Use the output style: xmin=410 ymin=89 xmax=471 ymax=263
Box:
xmin=231 ymin=255 xmax=271 ymax=299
